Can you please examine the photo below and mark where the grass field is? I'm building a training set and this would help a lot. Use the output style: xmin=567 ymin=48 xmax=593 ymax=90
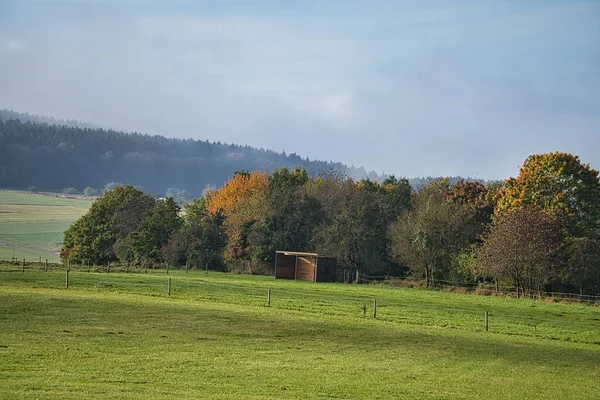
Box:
xmin=0 ymin=190 xmax=91 ymax=262
xmin=1 ymin=268 xmax=599 ymax=399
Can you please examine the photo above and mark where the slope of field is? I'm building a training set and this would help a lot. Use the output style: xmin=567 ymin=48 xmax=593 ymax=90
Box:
xmin=1 ymin=269 xmax=599 ymax=399
xmin=0 ymin=191 xmax=91 ymax=262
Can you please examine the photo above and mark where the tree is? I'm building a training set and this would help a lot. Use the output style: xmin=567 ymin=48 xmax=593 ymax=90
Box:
xmin=247 ymin=167 xmax=322 ymax=268
xmin=61 ymin=185 xmax=155 ymax=264
xmin=312 ymin=182 xmax=389 ymax=278
xmin=205 ymin=171 xmax=267 ymax=264
xmin=565 ymin=231 xmax=600 ymax=296
xmin=131 ymin=197 xmax=183 ymax=264
xmin=63 ymin=187 xmax=79 ymax=195
xmin=83 ymin=186 xmax=99 ymax=196
xmin=496 ymin=152 xmax=600 ymax=238
xmin=448 ymin=180 xmax=498 ymax=229
xmin=162 ymin=212 xmax=226 ymax=270
xmin=388 ymin=180 xmax=478 ymax=286
xmin=475 ymin=209 xmax=562 ymax=298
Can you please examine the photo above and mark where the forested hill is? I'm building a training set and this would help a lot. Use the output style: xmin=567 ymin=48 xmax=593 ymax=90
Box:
xmin=0 ymin=109 xmax=101 ymax=130
xmin=0 ymin=113 xmax=386 ymax=196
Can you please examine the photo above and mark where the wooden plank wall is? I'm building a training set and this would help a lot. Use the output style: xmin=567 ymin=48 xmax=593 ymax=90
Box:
xmin=316 ymin=257 xmax=337 ymax=282
xmin=296 ymin=256 xmax=316 ymax=281
xmin=275 ymin=254 xmax=296 ymax=279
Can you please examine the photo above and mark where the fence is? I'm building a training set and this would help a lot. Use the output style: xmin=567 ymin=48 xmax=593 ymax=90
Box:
xmin=356 ymin=272 xmax=600 ymax=304
xmin=3 ymin=260 xmax=599 ymax=304
xmin=1 ymin=265 xmax=599 ymax=345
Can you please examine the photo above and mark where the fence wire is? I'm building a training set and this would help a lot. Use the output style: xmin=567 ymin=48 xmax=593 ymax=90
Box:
xmin=2 ymin=267 xmax=599 ymax=345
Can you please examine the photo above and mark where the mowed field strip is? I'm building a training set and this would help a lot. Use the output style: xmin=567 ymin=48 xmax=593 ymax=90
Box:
xmin=0 ymin=191 xmax=92 ymax=262
xmin=1 ymin=269 xmax=599 ymax=399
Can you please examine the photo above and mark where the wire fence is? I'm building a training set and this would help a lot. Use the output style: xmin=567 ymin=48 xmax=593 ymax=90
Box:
xmin=2 ymin=265 xmax=599 ymax=346
xmin=356 ymin=272 xmax=600 ymax=304
xmin=2 ymin=259 xmax=599 ymax=304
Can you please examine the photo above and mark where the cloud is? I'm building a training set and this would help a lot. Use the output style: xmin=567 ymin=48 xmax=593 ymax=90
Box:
xmin=0 ymin=39 xmax=27 ymax=55
xmin=317 ymin=90 xmax=355 ymax=120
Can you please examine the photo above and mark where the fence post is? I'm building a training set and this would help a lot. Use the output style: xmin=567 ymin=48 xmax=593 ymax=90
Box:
xmin=373 ymin=299 xmax=377 ymax=318
xmin=68 ymin=259 xmax=70 ymax=272
xmin=205 ymin=263 xmax=208 ymax=274
xmin=65 ymin=269 xmax=69 ymax=289
xmin=45 ymin=259 xmax=48 ymax=272
xmin=185 ymin=261 xmax=188 ymax=274
xmin=22 ymin=258 xmax=25 ymax=273
xmin=166 ymin=264 xmax=169 ymax=275
xmin=168 ymin=278 xmax=171 ymax=296
xmin=107 ymin=262 xmax=110 ymax=273
xmin=268 ymin=288 xmax=271 ymax=306
xmin=485 ymin=311 xmax=489 ymax=332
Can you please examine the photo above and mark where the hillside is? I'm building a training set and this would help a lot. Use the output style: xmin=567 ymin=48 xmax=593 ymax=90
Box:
xmin=0 ymin=110 xmax=385 ymax=196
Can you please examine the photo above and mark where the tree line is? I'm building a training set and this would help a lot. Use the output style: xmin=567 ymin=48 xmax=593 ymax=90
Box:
xmin=0 ymin=111 xmax=483 ymax=199
xmin=0 ymin=113 xmax=382 ymax=196
xmin=61 ymin=151 xmax=600 ymax=297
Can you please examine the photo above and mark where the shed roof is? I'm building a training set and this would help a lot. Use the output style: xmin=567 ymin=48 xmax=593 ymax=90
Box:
xmin=276 ymin=251 xmax=334 ymax=258
xmin=276 ymin=251 xmax=318 ymax=257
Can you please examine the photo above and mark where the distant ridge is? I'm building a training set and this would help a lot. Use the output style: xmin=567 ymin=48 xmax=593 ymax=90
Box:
xmin=0 ymin=109 xmax=102 ymax=130
xmin=0 ymin=109 xmax=489 ymax=196
xmin=0 ymin=109 xmax=385 ymax=196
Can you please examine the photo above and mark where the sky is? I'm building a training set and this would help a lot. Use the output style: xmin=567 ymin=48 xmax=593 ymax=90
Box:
xmin=1 ymin=0 xmax=599 ymax=180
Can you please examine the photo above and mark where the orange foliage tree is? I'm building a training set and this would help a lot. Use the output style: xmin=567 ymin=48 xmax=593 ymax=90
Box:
xmin=204 ymin=171 xmax=267 ymax=263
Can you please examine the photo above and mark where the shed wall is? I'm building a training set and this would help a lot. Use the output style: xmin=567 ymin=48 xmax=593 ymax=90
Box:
xmin=275 ymin=254 xmax=296 ymax=279
xmin=296 ymin=256 xmax=316 ymax=281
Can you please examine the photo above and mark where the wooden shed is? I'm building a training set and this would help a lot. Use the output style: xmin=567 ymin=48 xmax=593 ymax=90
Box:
xmin=274 ymin=251 xmax=337 ymax=282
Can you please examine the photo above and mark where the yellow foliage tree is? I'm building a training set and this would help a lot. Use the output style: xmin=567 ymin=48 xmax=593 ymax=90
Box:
xmin=495 ymin=152 xmax=600 ymax=237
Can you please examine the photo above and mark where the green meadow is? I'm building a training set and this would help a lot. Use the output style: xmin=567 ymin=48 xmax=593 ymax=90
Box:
xmin=0 ymin=191 xmax=92 ymax=262
xmin=1 ymin=269 xmax=599 ymax=399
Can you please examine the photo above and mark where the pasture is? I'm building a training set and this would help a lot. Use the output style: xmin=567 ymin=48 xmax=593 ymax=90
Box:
xmin=1 ymin=268 xmax=599 ymax=399
xmin=0 ymin=190 xmax=91 ymax=263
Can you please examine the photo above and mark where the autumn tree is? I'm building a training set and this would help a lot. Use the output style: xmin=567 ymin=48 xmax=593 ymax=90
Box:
xmin=448 ymin=180 xmax=498 ymax=229
xmin=496 ymin=152 xmax=600 ymax=238
xmin=205 ymin=171 xmax=267 ymax=264
xmin=475 ymin=209 xmax=562 ymax=298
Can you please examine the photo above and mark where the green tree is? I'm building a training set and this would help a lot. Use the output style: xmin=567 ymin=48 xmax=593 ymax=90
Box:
xmin=247 ymin=167 xmax=322 ymax=268
xmin=131 ymin=197 xmax=183 ymax=264
xmin=312 ymin=182 xmax=388 ymax=279
xmin=388 ymin=180 xmax=478 ymax=286
xmin=61 ymin=185 xmax=155 ymax=264
xmin=565 ymin=231 xmax=600 ymax=296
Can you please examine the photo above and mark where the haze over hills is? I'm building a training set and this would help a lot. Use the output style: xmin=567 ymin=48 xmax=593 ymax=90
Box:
xmin=0 ymin=109 xmax=377 ymax=196
xmin=0 ymin=109 xmax=486 ymax=196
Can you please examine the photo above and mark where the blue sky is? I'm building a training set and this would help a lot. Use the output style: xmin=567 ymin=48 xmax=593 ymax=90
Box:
xmin=1 ymin=0 xmax=599 ymax=179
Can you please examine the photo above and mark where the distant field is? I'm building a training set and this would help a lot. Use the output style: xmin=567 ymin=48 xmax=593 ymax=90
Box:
xmin=0 ymin=191 xmax=92 ymax=262
xmin=1 ymin=269 xmax=599 ymax=399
